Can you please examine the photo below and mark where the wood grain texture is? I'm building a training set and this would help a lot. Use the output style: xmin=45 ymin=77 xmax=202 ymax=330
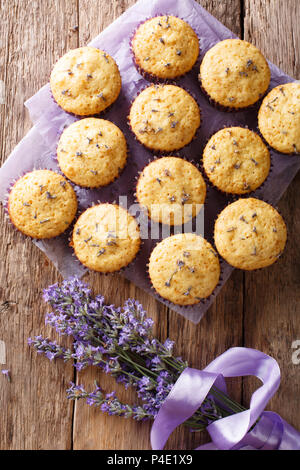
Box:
xmin=0 ymin=0 xmax=299 ymax=451
xmin=162 ymin=0 xmax=244 ymax=451
xmin=71 ymin=0 xmax=243 ymax=451
xmin=243 ymin=0 xmax=300 ymax=429
xmin=0 ymin=0 xmax=79 ymax=450
xmin=73 ymin=0 xmax=165 ymax=451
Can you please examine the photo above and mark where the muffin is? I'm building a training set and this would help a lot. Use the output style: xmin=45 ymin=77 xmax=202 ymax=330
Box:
xmin=136 ymin=156 xmax=206 ymax=225
xmin=8 ymin=170 xmax=77 ymax=239
xmin=148 ymin=233 xmax=220 ymax=305
xmin=258 ymin=82 xmax=300 ymax=154
xmin=200 ymin=39 xmax=271 ymax=109
xmin=132 ymin=15 xmax=199 ymax=79
xmin=203 ymin=127 xmax=270 ymax=194
xmin=50 ymin=47 xmax=121 ymax=116
xmin=57 ymin=118 xmax=127 ymax=187
xmin=129 ymin=85 xmax=200 ymax=151
xmin=214 ymin=198 xmax=287 ymax=270
xmin=71 ymin=203 xmax=141 ymax=272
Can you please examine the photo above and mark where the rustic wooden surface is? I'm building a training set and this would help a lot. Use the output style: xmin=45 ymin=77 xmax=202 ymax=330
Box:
xmin=0 ymin=0 xmax=299 ymax=450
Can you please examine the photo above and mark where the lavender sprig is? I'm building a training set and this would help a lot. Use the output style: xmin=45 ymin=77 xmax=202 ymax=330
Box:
xmin=29 ymin=277 xmax=246 ymax=429
xmin=67 ymin=382 xmax=153 ymax=421
xmin=1 ymin=369 xmax=11 ymax=382
xmin=28 ymin=336 xmax=73 ymax=362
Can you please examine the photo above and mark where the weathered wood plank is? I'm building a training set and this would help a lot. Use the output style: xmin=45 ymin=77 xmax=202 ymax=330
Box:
xmin=243 ymin=0 xmax=300 ymax=430
xmin=72 ymin=0 xmax=163 ymax=451
xmin=0 ymin=0 xmax=79 ymax=450
xmin=1 ymin=0 xmax=299 ymax=452
xmin=165 ymin=0 xmax=244 ymax=451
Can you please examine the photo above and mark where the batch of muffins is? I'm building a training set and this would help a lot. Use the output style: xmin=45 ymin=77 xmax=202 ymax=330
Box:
xmin=7 ymin=16 xmax=300 ymax=306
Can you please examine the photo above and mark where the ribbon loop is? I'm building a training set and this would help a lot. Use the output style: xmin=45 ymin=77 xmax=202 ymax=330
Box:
xmin=151 ymin=348 xmax=300 ymax=450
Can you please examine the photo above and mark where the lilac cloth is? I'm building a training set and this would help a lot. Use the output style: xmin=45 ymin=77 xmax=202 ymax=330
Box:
xmin=151 ymin=347 xmax=300 ymax=450
xmin=1 ymin=0 xmax=299 ymax=323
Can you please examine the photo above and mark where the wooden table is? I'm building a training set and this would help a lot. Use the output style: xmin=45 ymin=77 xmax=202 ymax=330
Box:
xmin=0 ymin=0 xmax=299 ymax=450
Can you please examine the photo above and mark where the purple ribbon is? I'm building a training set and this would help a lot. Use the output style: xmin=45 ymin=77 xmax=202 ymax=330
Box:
xmin=151 ymin=347 xmax=300 ymax=450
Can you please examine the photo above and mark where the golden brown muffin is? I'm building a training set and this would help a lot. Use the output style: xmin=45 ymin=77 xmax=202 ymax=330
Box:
xmin=148 ymin=233 xmax=220 ymax=305
xmin=57 ymin=118 xmax=127 ymax=187
xmin=72 ymin=204 xmax=141 ymax=272
xmin=258 ymin=82 xmax=300 ymax=154
xmin=8 ymin=170 xmax=77 ymax=239
xmin=203 ymin=127 xmax=270 ymax=194
xmin=214 ymin=198 xmax=287 ymax=270
xmin=136 ymin=156 xmax=206 ymax=225
xmin=50 ymin=47 xmax=121 ymax=116
xmin=129 ymin=84 xmax=200 ymax=151
xmin=132 ymin=15 xmax=199 ymax=79
xmin=200 ymin=39 xmax=270 ymax=109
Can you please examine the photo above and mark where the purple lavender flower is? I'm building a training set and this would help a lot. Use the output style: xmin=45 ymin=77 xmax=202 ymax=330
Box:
xmin=1 ymin=369 xmax=10 ymax=381
xmin=66 ymin=383 xmax=88 ymax=399
xmin=29 ymin=277 xmax=243 ymax=430
xmin=28 ymin=336 xmax=73 ymax=361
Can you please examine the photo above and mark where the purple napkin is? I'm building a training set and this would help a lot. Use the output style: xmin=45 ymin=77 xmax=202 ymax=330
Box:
xmin=0 ymin=0 xmax=299 ymax=323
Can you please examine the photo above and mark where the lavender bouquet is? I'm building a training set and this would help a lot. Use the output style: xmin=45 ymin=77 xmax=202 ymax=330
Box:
xmin=29 ymin=277 xmax=245 ymax=431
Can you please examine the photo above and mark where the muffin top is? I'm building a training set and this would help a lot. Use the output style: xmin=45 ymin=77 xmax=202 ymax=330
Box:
xmin=258 ymin=82 xmax=300 ymax=154
xmin=149 ymin=233 xmax=220 ymax=305
xmin=129 ymin=85 xmax=200 ymax=151
xmin=136 ymin=156 xmax=206 ymax=225
xmin=57 ymin=118 xmax=127 ymax=188
xmin=214 ymin=198 xmax=287 ymax=270
xmin=72 ymin=204 xmax=141 ymax=273
xmin=8 ymin=170 xmax=77 ymax=239
xmin=200 ymin=39 xmax=271 ymax=108
xmin=132 ymin=15 xmax=199 ymax=79
xmin=203 ymin=127 xmax=270 ymax=194
xmin=50 ymin=47 xmax=121 ymax=116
